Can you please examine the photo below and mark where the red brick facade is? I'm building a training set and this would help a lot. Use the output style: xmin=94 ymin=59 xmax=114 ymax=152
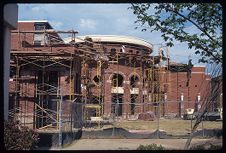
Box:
xmin=9 ymin=21 xmax=81 ymax=128
xmin=9 ymin=21 xmax=211 ymax=127
xmin=85 ymin=44 xmax=211 ymax=118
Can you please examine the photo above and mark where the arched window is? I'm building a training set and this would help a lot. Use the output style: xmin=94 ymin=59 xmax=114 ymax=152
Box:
xmin=112 ymin=73 xmax=123 ymax=87
xmin=130 ymin=75 xmax=139 ymax=88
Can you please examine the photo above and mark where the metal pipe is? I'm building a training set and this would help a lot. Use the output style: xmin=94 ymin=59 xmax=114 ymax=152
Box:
xmin=12 ymin=30 xmax=78 ymax=34
xmin=59 ymin=88 xmax=63 ymax=148
xmin=157 ymin=102 xmax=160 ymax=139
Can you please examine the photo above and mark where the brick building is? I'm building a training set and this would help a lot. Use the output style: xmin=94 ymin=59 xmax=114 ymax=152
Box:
xmin=9 ymin=20 xmax=82 ymax=129
xmin=68 ymin=35 xmax=211 ymax=119
xmin=9 ymin=21 xmax=211 ymax=129
xmin=166 ymin=65 xmax=211 ymax=117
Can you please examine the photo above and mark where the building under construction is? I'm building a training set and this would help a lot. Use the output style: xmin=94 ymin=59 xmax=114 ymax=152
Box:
xmin=9 ymin=20 xmax=212 ymax=132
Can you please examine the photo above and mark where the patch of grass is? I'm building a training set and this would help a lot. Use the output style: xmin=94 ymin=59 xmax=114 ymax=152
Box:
xmin=114 ymin=119 xmax=222 ymax=135
xmin=190 ymin=143 xmax=222 ymax=150
xmin=190 ymin=144 xmax=205 ymax=150
xmin=209 ymin=144 xmax=222 ymax=150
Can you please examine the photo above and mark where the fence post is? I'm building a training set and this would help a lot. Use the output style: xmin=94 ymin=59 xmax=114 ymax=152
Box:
xmin=164 ymin=93 xmax=167 ymax=116
xmin=180 ymin=93 xmax=184 ymax=118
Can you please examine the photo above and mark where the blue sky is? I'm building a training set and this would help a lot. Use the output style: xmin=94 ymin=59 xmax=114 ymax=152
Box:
xmin=18 ymin=3 xmax=205 ymax=66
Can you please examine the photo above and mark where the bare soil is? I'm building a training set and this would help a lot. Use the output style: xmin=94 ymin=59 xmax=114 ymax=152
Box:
xmin=60 ymin=138 xmax=222 ymax=150
xmin=50 ymin=119 xmax=222 ymax=150
xmin=110 ymin=119 xmax=222 ymax=135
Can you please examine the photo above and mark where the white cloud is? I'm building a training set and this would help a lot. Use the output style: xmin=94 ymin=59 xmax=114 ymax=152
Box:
xmin=50 ymin=21 xmax=64 ymax=29
xmin=79 ymin=19 xmax=97 ymax=29
xmin=18 ymin=3 xmax=205 ymax=65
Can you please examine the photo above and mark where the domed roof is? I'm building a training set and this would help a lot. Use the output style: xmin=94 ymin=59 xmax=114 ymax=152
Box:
xmin=64 ymin=35 xmax=153 ymax=49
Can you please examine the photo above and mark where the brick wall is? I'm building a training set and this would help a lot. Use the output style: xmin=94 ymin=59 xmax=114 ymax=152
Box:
xmin=10 ymin=22 xmax=212 ymax=121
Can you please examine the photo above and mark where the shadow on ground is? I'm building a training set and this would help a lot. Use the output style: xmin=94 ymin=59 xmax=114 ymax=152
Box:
xmin=81 ymin=128 xmax=222 ymax=139
xmin=35 ymin=129 xmax=82 ymax=150
xmin=35 ymin=127 xmax=222 ymax=149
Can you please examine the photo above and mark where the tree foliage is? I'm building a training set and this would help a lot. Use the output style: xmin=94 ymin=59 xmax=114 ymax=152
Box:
xmin=129 ymin=3 xmax=222 ymax=64
xmin=4 ymin=120 xmax=39 ymax=150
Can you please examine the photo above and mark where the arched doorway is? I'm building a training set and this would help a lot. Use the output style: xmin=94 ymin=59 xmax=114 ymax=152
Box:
xmin=111 ymin=73 xmax=124 ymax=116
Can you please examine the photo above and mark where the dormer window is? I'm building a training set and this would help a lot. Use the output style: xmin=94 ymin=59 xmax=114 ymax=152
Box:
xmin=34 ymin=23 xmax=46 ymax=30
xmin=35 ymin=25 xmax=45 ymax=30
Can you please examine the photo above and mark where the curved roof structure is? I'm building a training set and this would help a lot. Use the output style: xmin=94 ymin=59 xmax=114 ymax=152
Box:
xmin=64 ymin=35 xmax=153 ymax=49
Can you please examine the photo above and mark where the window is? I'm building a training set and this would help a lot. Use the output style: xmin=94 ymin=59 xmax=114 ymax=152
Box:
xmin=9 ymin=66 xmax=16 ymax=78
xmin=129 ymin=50 xmax=133 ymax=53
xmin=111 ymin=48 xmax=116 ymax=52
xmin=195 ymin=85 xmax=197 ymax=87
xmin=93 ymin=75 xmax=101 ymax=85
xmin=112 ymin=73 xmax=123 ymax=87
xmin=34 ymin=23 xmax=46 ymax=30
xmin=35 ymin=25 xmax=45 ymax=30
xmin=130 ymin=75 xmax=139 ymax=88
xmin=34 ymin=34 xmax=45 ymax=46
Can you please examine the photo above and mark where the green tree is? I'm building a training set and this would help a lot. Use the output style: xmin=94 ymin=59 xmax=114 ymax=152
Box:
xmin=129 ymin=3 xmax=222 ymax=64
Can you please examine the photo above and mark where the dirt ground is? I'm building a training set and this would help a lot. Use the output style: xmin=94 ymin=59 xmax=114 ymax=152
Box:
xmin=45 ymin=119 xmax=222 ymax=150
xmin=113 ymin=119 xmax=222 ymax=135
xmin=59 ymin=138 xmax=222 ymax=150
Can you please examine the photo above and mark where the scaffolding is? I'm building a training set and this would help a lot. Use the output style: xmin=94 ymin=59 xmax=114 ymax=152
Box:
xmin=9 ymin=29 xmax=86 ymax=133
xmin=100 ymin=43 xmax=170 ymax=121
xmin=147 ymin=47 xmax=169 ymax=116
xmin=8 ymin=25 xmax=219 ymax=149
xmin=78 ymin=37 xmax=109 ymax=127
xmin=9 ymin=28 xmax=171 ymax=132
